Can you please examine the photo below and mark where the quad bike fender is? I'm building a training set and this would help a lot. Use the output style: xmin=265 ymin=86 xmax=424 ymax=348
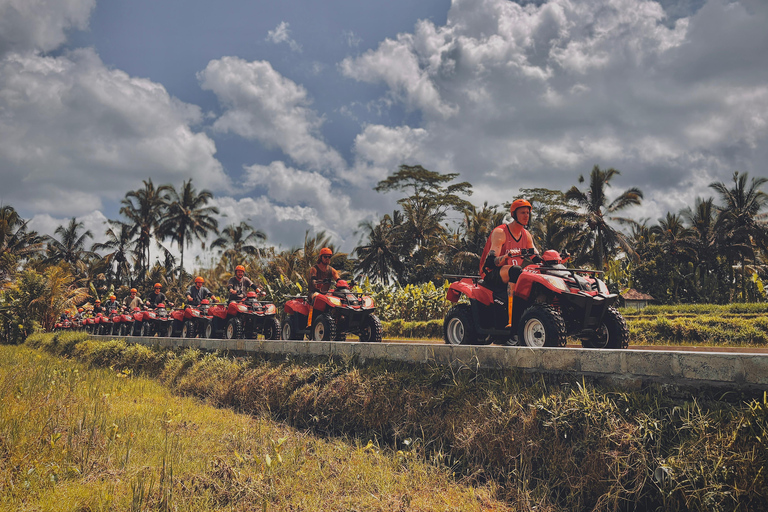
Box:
xmin=513 ymin=270 xmax=573 ymax=301
xmin=447 ymin=278 xmax=493 ymax=306
xmin=284 ymin=298 xmax=310 ymax=317
xmin=209 ymin=304 xmax=228 ymax=319
xmin=170 ymin=310 xmax=185 ymax=322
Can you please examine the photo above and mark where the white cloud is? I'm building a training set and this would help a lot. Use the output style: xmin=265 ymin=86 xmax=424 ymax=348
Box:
xmin=0 ymin=48 xmax=228 ymax=216
xmin=266 ymin=21 xmax=302 ymax=53
xmin=241 ymin=161 xmax=371 ymax=246
xmin=0 ymin=0 xmax=95 ymax=56
xmin=338 ymin=0 xmax=768 ymax=220
xmin=199 ymin=57 xmax=346 ymax=172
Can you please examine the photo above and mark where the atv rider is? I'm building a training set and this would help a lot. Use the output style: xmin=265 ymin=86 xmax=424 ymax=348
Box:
xmin=479 ymin=199 xmax=540 ymax=327
xmin=306 ymin=247 xmax=342 ymax=327
xmin=104 ymin=294 xmax=120 ymax=314
xmin=92 ymin=299 xmax=104 ymax=316
xmin=186 ymin=276 xmax=213 ymax=306
xmin=59 ymin=310 xmax=71 ymax=322
xmin=147 ymin=283 xmax=167 ymax=308
xmin=123 ymin=288 xmax=142 ymax=310
xmin=227 ymin=265 xmax=260 ymax=303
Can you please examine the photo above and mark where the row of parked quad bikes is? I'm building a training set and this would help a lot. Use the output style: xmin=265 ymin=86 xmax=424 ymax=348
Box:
xmin=54 ymin=250 xmax=630 ymax=349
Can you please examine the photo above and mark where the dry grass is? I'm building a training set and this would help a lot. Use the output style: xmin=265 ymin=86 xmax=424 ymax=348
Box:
xmin=1 ymin=343 xmax=509 ymax=511
xmin=20 ymin=331 xmax=768 ymax=511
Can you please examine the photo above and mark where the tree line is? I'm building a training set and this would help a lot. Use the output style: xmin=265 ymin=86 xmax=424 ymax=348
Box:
xmin=1 ymin=165 xmax=767 ymax=341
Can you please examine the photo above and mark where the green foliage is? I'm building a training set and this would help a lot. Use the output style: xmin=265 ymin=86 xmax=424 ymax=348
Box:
xmin=360 ymin=280 xmax=452 ymax=322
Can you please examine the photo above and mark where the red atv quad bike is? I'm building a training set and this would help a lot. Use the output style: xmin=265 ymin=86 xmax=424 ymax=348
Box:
xmin=107 ymin=308 xmax=124 ymax=336
xmin=239 ymin=290 xmax=281 ymax=340
xmin=281 ymin=280 xmax=382 ymax=342
xmin=136 ymin=302 xmax=173 ymax=337
xmin=169 ymin=304 xmax=206 ymax=338
xmin=196 ymin=300 xmax=251 ymax=339
xmin=444 ymin=249 xmax=629 ymax=349
xmin=118 ymin=308 xmax=136 ymax=336
xmin=88 ymin=313 xmax=104 ymax=334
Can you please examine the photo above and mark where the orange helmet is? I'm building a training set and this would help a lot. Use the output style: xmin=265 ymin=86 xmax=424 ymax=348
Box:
xmin=154 ymin=283 xmax=162 ymax=289
xmin=195 ymin=276 xmax=204 ymax=284
xmin=319 ymin=247 xmax=333 ymax=256
xmin=235 ymin=265 xmax=245 ymax=272
xmin=78 ymin=308 xmax=83 ymax=312
xmin=510 ymin=199 xmax=532 ymax=225
xmin=95 ymin=299 xmax=101 ymax=304
xmin=109 ymin=295 xmax=116 ymax=300
xmin=130 ymin=288 xmax=137 ymax=293
xmin=65 ymin=310 xmax=70 ymax=314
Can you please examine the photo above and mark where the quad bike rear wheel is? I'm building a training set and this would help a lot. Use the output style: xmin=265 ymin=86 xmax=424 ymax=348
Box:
xmin=582 ymin=306 xmax=629 ymax=349
xmin=263 ymin=317 xmax=281 ymax=340
xmin=518 ymin=304 xmax=566 ymax=348
xmin=443 ymin=304 xmax=477 ymax=345
xmin=140 ymin=322 xmax=152 ymax=337
xmin=359 ymin=314 xmax=382 ymax=342
xmin=312 ymin=314 xmax=336 ymax=341
xmin=165 ymin=321 xmax=175 ymax=338
xmin=204 ymin=321 xmax=214 ymax=339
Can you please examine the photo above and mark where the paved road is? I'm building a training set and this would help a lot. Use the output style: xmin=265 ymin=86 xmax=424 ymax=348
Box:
xmin=384 ymin=338 xmax=768 ymax=354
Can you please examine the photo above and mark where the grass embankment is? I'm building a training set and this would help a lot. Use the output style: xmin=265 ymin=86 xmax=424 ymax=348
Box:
xmin=18 ymin=332 xmax=768 ymax=511
xmin=0 ymin=343 xmax=507 ymax=511
xmin=622 ymin=303 xmax=768 ymax=347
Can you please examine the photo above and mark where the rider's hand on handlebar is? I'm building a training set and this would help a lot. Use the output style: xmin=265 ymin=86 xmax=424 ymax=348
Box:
xmin=506 ymin=249 xmax=521 ymax=257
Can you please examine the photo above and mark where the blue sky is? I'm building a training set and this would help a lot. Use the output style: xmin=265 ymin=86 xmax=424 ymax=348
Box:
xmin=1 ymin=0 xmax=767 ymax=269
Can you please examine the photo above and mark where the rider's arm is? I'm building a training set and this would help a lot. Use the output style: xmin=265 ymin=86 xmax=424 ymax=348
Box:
xmin=488 ymin=228 xmax=512 ymax=267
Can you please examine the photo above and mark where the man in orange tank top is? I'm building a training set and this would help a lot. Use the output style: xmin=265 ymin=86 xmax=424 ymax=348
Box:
xmin=480 ymin=199 xmax=541 ymax=326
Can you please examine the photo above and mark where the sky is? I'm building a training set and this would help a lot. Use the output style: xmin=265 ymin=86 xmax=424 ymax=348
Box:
xmin=1 ymin=0 xmax=767 ymax=270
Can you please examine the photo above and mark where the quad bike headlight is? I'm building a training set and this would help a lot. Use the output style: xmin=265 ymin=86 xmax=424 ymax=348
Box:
xmin=237 ymin=305 xmax=248 ymax=313
xmin=596 ymin=279 xmax=609 ymax=294
xmin=541 ymin=275 xmax=569 ymax=292
xmin=328 ymin=297 xmax=342 ymax=307
xmin=265 ymin=304 xmax=276 ymax=315
xmin=362 ymin=296 xmax=374 ymax=308
xmin=191 ymin=310 xmax=200 ymax=317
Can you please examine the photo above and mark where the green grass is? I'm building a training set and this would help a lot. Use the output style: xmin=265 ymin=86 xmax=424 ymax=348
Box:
xmin=19 ymin=331 xmax=768 ymax=511
xmin=0 ymin=343 xmax=508 ymax=511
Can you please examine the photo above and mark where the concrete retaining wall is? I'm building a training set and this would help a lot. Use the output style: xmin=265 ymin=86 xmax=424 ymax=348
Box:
xmin=101 ymin=335 xmax=768 ymax=390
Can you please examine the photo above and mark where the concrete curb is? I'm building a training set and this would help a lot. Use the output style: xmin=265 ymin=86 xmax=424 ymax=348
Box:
xmin=96 ymin=335 xmax=768 ymax=390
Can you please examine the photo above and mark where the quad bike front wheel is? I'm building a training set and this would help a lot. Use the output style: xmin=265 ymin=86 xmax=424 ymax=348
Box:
xmin=443 ymin=304 xmax=477 ymax=345
xmin=582 ymin=306 xmax=629 ymax=349
xmin=312 ymin=314 xmax=337 ymax=341
xmin=281 ymin=317 xmax=301 ymax=340
xmin=518 ymin=304 xmax=566 ymax=348
xmin=182 ymin=320 xmax=196 ymax=338
xmin=225 ymin=317 xmax=243 ymax=340
xmin=359 ymin=314 xmax=382 ymax=342
xmin=263 ymin=317 xmax=281 ymax=340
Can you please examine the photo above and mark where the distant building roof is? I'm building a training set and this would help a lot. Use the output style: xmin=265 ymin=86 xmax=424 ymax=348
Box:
xmin=621 ymin=288 xmax=654 ymax=301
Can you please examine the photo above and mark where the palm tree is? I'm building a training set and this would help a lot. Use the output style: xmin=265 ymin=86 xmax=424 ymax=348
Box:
xmin=211 ymin=221 xmax=267 ymax=265
xmin=30 ymin=264 xmax=89 ymax=331
xmin=92 ymin=221 xmax=137 ymax=285
xmin=650 ymin=212 xmax=697 ymax=302
xmin=45 ymin=217 xmax=96 ymax=265
xmin=445 ymin=203 xmax=505 ymax=276
xmin=561 ymin=165 xmax=643 ymax=269
xmin=157 ymin=179 xmax=219 ymax=275
xmin=709 ymin=172 xmax=768 ymax=301
xmin=354 ymin=211 xmax=406 ymax=284
xmin=0 ymin=205 xmax=44 ymax=285
xmin=120 ymin=179 xmax=172 ymax=282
